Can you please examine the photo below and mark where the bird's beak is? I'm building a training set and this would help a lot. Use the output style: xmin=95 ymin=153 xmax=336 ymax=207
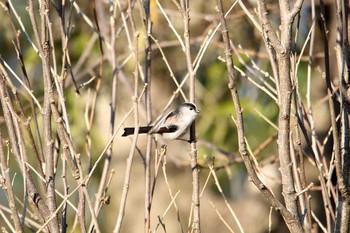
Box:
xmin=196 ymin=109 xmax=200 ymax=114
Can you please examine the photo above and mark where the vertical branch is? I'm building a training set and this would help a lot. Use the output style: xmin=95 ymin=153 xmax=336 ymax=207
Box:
xmin=0 ymin=133 xmax=22 ymax=232
xmin=290 ymin=13 xmax=314 ymax=228
xmin=86 ymin=6 xmax=104 ymax=172
xmin=255 ymin=1 xmax=300 ymax=219
xmin=41 ymin=0 xmax=58 ymax=224
xmin=275 ymin=0 xmax=299 ymax=217
xmin=92 ymin=0 xmax=113 ymax=220
xmin=302 ymin=0 xmax=316 ymax=228
xmin=141 ymin=0 xmax=153 ymax=232
xmin=5 ymin=2 xmax=44 ymax=169
xmin=275 ymin=45 xmax=298 ymax=216
xmin=28 ymin=0 xmax=58 ymax=226
xmin=0 ymin=71 xmax=57 ymax=232
xmin=219 ymin=0 xmax=304 ymax=231
xmin=318 ymin=2 xmax=340 ymax=231
xmin=334 ymin=0 xmax=350 ymax=231
xmin=180 ymin=0 xmax=200 ymax=232
xmin=257 ymin=0 xmax=304 ymax=226
xmin=83 ymin=1 xmax=106 ymax=229
xmin=113 ymin=31 xmax=140 ymax=233
xmin=54 ymin=1 xmax=71 ymax=224
xmin=292 ymin=99 xmax=313 ymax=229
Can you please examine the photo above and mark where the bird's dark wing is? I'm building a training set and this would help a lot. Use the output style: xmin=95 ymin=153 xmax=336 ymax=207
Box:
xmin=155 ymin=125 xmax=178 ymax=134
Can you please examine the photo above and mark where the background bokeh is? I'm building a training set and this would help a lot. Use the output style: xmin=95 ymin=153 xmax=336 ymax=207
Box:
xmin=0 ymin=0 xmax=342 ymax=232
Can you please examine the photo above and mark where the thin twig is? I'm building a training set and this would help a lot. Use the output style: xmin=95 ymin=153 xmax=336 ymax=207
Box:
xmin=207 ymin=162 xmax=244 ymax=233
xmin=207 ymin=200 xmax=235 ymax=233
xmin=159 ymin=150 xmax=184 ymax=233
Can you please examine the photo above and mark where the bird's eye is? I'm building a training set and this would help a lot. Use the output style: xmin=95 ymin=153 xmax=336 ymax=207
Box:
xmin=189 ymin=107 xmax=193 ymax=111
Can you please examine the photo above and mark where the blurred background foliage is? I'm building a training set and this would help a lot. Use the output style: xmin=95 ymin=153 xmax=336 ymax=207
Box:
xmin=0 ymin=0 xmax=335 ymax=232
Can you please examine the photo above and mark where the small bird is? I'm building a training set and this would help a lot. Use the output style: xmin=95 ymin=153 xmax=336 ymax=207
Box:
xmin=122 ymin=102 xmax=200 ymax=140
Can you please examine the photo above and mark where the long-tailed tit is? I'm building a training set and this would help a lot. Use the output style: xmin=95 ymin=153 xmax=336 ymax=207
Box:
xmin=122 ymin=102 xmax=200 ymax=140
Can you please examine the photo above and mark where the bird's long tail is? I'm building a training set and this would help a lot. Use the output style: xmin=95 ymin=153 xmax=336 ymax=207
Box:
xmin=122 ymin=126 xmax=153 ymax=137
xmin=122 ymin=125 xmax=178 ymax=137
